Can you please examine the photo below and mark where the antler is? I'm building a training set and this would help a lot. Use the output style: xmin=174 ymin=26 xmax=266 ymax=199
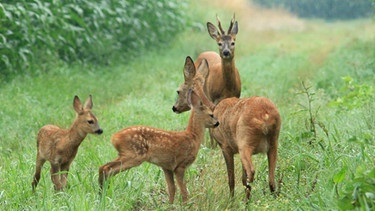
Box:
xmin=227 ymin=14 xmax=236 ymax=35
xmin=216 ymin=15 xmax=225 ymax=35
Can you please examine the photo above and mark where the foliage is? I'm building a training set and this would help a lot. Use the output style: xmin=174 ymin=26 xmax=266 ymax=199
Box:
xmin=0 ymin=0 xmax=187 ymax=80
xmin=329 ymin=76 xmax=375 ymax=111
xmin=337 ymin=166 xmax=375 ymax=210
xmin=251 ymin=0 xmax=373 ymax=20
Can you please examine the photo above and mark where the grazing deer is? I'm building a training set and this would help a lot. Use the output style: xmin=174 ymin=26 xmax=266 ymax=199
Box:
xmin=173 ymin=56 xmax=281 ymax=201
xmin=98 ymin=86 xmax=219 ymax=204
xmin=32 ymin=95 xmax=103 ymax=191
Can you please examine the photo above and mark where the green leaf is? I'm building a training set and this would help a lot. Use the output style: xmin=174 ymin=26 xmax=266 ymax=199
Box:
xmin=333 ymin=167 xmax=347 ymax=184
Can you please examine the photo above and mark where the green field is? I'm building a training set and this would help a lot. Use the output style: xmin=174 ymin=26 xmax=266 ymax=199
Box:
xmin=1 ymin=1 xmax=374 ymax=210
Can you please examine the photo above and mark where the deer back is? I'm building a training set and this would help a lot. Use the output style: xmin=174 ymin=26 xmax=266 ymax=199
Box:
xmin=211 ymin=96 xmax=281 ymax=154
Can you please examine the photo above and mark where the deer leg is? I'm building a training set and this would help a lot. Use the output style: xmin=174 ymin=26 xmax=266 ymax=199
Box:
xmin=99 ymin=156 xmax=144 ymax=192
xmin=241 ymin=164 xmax=251 ymax=201
xmin=50 ymin=163 xmax=62 ymax=191
xmin=162 ymin=168 xmax=176 ymax=204
xmin=267 ymin=135 xmax=278 ymax=194
xmin=221 ymin=149 xmax=235 ymax=197
xmin=60 ymin=163 xmax=71 ymax=190
xmin=208 ymin=129 xmax=217 ymax=148
xmin=32 ymin=155 xmax=46 ymax=191
xmin=174 ymin=167 xmax=188 ymax=204
xmin=239 ymin=147 xmax=255 ymax=201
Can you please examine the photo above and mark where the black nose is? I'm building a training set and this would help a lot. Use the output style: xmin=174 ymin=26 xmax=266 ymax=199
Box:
xmin=214 ymin=121 xmax=220 ymax=127
xmin=96 ymin=129 xmax=103 ymax=135
xmin=172 ymin=106 xmax=177 ymax=112
xmin=223 ymin=50 xmax=230 ymax=57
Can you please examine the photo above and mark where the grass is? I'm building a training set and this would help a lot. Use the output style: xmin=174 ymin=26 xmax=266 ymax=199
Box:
xmin=1 ymin=0 xmax=374 ymax=210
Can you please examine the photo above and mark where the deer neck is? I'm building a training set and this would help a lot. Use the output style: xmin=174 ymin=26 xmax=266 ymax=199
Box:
xmin=68 ymin=122 xmax=87 ymax=147
xmin=221 ymin=58 xmax=238 ymax=88
xmin=186 ymin=111 xmax=205 ymax=143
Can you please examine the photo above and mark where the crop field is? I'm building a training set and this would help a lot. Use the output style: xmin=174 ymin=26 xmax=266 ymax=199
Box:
xmin=0 ymin=0 xmax=374 ymax=210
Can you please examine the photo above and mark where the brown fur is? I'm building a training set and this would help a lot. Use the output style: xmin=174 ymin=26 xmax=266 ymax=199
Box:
xmin=205 ymin=15 xmax=241 ymax=105
xmin=173 ymin=15 xmax=241 ymax=114
xmin=99 ymin=90 xmax=219 ymax=204
xmin=32 ymin=95 xmax=103 ymax=191
xmin=173 ymin=56 xmax=281 ymax=201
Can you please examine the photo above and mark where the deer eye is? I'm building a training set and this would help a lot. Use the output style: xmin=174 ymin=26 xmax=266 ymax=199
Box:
xmin=218 ymin=43 xmax=223 ymax=47
xmin=87 ymin=120 xmax=94 ymax=124
xmin=209 ymin=114 xmax=214 ymax=118
xmin=231 ymin=42 xmax=235 ymax=46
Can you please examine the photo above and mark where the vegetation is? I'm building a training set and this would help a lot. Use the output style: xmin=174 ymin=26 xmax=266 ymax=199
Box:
xmin=0 ymin=0 xmax=374 ymax=210
xmin=252 ymin=0 xmax=373 ymax=20
xmin=0 ymin=0 xmax=187 ymax=80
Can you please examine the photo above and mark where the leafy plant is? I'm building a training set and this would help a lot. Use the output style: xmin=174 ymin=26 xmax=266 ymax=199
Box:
xmin=329 ymin=76 xmax=375 ymax=111
xmin=296 ymin=81 xmax=328 ymax=145
xmin=338 ymin=166 xmax=375 ymax=210
xmin=0 ymin=0 xmax=187 ymax=80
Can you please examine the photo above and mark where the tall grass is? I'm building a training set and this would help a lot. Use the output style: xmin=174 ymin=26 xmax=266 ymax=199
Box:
xmin=0 ymin=0 xmax=374 ymax=210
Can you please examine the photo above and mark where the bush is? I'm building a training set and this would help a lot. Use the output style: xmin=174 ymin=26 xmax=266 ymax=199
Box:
xmin=0 ymin=0 xmax=187 ymax=80
xmin=251 ymin=0 xmax=373 ymax=20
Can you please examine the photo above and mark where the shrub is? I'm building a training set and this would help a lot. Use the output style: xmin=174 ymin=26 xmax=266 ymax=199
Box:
xmin=0 ymin=0 xmax=187 ymax=80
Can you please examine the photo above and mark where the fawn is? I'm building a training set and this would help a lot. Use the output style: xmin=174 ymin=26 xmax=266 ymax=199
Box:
xmin=173 ymin=56 xmax=281 ymax=202
xmin=98 ymin=67 xmax=219 ymax=204
xmin=32 ymin=95 xmax=103 ymax=191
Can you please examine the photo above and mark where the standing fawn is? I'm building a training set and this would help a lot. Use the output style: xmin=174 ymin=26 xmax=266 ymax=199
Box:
xmin=32 ymin=95 xmax=103 ymax=191
xmin=98 ymin=84 xmax=219 ymax=204
xmin=173 ymin=56 xmax=281 ymax=202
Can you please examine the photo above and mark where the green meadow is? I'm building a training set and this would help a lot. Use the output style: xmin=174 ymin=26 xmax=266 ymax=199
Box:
xmin=1 ymin=1 xmax=374 ymax=210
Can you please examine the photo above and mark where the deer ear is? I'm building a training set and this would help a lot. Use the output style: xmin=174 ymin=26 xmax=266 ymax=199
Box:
xmin=187 ymin=90 xmax=201 ymax=109
xmin=230 ymin=21 xmax=238 ymax=36
xmin=73 ymin=95 xmax=83 ymax=113
xmin=83 ymin=95 xmax=93 ymax=110
xmin=184 ymin=56 xmax=196 ymax=81
xmin=197 ymin=59 xmax=209 ymax=79
xmin=207 ymin=22 xmax=220 ymax=40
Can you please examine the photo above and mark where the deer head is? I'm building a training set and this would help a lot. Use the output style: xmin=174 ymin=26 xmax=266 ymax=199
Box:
xmin=73 ymin=95 xmax=103 ymax=135
xmin=172 ymin=56 xmax=214 ymax=114
xmin=207 ymin=14 xmax=238 ymax=60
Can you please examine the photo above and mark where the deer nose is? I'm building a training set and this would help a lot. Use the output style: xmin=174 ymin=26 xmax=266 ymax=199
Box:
xmin=223 ymin=50 xmax=230 ymax=57
xmin=96 ymin=129 xmax=103 ymax=135
xmin=214 ymin=121 xmax=220 ymax=127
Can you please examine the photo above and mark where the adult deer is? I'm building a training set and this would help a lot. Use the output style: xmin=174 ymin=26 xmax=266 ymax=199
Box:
xmin=173 ymin=56 xmax=281 ymax=202
xmin=98 ymin=76 xmax=219 ymax=204
xmin=32 ymin=95 xmax=103 ymax=191
xmin=205 ymin=14 xmax=241 ymax=105
xmin=172 ymin=15 xmax=241 ymax=114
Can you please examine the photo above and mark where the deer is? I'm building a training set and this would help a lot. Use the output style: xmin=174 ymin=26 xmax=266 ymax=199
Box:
xmin=173 ymin=56 xmax=281 ymax=202
xmin=32 ymin=95 xmax=103 ymax=191
xmin=173 ymin=15 xmax=241 ymax=148
xmin=98 ymin=72 xmax=219 ymax=204
xmin=172 ymin=15 xmax=241 ymax=113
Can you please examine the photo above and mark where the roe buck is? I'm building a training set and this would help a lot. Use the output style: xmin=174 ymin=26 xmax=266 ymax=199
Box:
xmin=172 ymin=15 xmax=241 ymax=114
xmin=205 ymin=14 xmax=241 ymax=105
xmin=98 ymin=88 xmax=219 ymax=204
xmin=173 ymin=56 xmax=281 ymax=201
xmin=32 ymin=95 xmax=103 ymax=191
